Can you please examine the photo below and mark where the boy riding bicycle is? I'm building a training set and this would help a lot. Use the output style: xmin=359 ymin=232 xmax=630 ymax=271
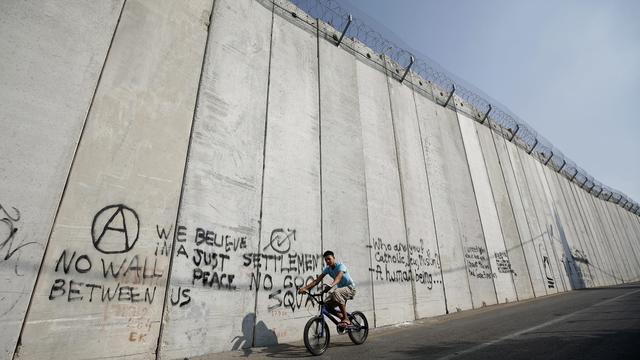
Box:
xmin=299 ymin=250 xmax=356 ymax=327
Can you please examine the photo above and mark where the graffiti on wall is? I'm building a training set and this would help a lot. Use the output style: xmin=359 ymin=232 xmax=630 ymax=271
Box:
xmin=538 ymin=244 xmax=555 ymax=289
xmin=494 ymin=251 xmax=516 ymax=275
xmin=367 ymin=237 xmax=442 ymax=289
xmin=42 ymin=203 xmax=171 ymax=343
xmin=464 ymin=245 xmax=495 ymax=279
xmin=1 ymin=202 xmax=38 ymax=274
xmin=169 ymin=225 xmax=321 ymax=313
xmin=47 ymin=204 xmax=167 ymax=306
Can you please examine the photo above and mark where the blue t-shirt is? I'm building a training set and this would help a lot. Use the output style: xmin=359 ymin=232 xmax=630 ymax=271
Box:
xmin=322 ymin=263 xmax=355 ymax=288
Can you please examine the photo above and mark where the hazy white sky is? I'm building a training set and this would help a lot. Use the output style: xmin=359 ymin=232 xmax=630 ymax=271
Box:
xmin=343 ymin=0 xmax=639 ymax=203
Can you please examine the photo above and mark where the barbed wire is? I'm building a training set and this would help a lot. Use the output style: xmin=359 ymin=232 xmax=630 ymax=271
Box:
xmin=284 ymin=0 xmax=638 ymax=216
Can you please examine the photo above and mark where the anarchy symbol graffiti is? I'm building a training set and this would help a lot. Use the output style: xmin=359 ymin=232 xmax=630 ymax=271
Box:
xmin=263 ymin=228 xmax=296 ymax=254
xmin=91 ymin=204 xmax=140 ymax=254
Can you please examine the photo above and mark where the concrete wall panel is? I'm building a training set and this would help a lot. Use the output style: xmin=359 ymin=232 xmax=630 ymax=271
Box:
xmin=574 ymin=186 xmax=619 ymax=285
xmin=15 ymin=1 xmax=213 ymax=358
xmin=158 ymin=0 xmax=272 ymax=357
xmin=518 ymin=153 xmax=564 ymax=293
xmin=556 ymin=175 xmax=599 ymax=287
xmin=318 ymin=28 xmax=375 ymax=324
xmin=458 ymin=114 xmax=516 ymax=303
xmin=567 ymin=182 xmax=607 ymax=286
xmin=356 ymin=57 xmax=414 ymax=326
xmin=501 ymin=139 xmax=547 ymax=295
xmin=252 ymin=4 xmax=322 ymax=346
xmin=593 ymin=196 xmax=632 ymax=282
xmin=413 ymin=93 xmax=473 ymax=312
xmin=609 ymin=204 xmax=640 ymax=280
xmin=533 ymin=161 xmax=574 ymax=291
xmin=591 ymin=196 xmax=626 ymax=284
xmin=0 ymin=1 xmax=123 ymax=357
xmin=475 ymin=122 xmax=535 ymax=300
xmin=541 ymin=166 xmax=588 ymax=289
xmin=386 ymin=68 xmax=446 ymax=318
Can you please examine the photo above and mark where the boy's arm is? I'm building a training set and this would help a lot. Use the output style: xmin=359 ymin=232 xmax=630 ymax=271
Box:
xmin=328 ymin=271 xmax=344 ymax=287
xmin=298 ymin=273 xmax=326 ymax=293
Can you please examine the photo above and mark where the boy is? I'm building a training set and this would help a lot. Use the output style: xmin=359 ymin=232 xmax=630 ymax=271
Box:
xmin=298 ymin=250 xmax=356 ymax=327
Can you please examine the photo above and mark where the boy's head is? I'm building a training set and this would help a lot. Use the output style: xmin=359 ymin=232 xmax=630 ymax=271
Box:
xmin=323 ymin=250 xmax=336 ymax=267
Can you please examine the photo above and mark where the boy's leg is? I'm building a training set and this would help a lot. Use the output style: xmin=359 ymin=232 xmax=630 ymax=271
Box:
xmin=338 ymin=303 xmax=349 ymax=325
xmin=333 ymin=287 xmax=355 ymax=325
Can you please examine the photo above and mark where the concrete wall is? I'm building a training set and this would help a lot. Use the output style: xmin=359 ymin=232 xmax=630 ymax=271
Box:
xmin=0 ymin=1 xmax=124 ymax=357
xmin=1 ymin=0 xmax=639 ymax=358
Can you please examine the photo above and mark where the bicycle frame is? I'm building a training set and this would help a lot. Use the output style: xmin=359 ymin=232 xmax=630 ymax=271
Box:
xmin=308 ymin=291 xmax=358 ymax=332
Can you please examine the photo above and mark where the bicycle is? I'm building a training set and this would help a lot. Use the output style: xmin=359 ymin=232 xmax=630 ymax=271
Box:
xmin=302 ymin=285 xmax=369 ymax=356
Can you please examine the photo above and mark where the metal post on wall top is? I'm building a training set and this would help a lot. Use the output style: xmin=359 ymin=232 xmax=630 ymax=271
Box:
xmin=399 ymin=56 xmax=414 ymax=83
xmin=336 ymin=14 xmax=352 ymax=48
xmin=443 ymin=84 xmax=455 ymax=108
xmin=480 ymin=104 xmax=492 ymax=124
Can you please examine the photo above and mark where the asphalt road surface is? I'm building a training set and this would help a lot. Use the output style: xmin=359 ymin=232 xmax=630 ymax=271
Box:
xmin=197 ymin=283 xmax=640 ymax=359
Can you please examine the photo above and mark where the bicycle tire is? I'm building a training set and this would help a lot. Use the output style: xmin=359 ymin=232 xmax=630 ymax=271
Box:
xmin=348 ymin=311 xmax=369 ymax=345
xmin=303 ymin=316 xmax=330 ymax=356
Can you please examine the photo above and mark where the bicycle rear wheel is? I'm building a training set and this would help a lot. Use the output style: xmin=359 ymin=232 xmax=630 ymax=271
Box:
xmin=348 ymin=311 xmax=369 ymax=345
xmin=303 ymin=316 xmax=330 ymax=355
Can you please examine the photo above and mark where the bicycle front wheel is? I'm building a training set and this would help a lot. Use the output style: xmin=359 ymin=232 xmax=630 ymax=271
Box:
xmin=303 ymin=316 xmax=330 ymax=356
xmin=348 ymin=311 xmax=369 ymax=345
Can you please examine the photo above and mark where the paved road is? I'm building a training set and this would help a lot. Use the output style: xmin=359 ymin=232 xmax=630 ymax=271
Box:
xmin=196 ymin=283 xmax=640 ymax=359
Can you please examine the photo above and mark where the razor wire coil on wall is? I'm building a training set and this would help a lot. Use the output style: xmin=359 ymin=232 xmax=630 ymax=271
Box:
xmin=288 ymin=0 xmax=639 ymax=216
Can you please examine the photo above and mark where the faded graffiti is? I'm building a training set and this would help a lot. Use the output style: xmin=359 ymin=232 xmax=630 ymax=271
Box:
xmin=464 ymin=245 xmax=495 ymax=279
xmin=1 ymin=202 xmax=38 ymax=272
xmin=539 ymin=244 xmax=555 ymax=289
xmin=494 ymin=251 xmax=516 ymax=275
xmin=367 ymin=237 xmax=442 ymax=289
xmin=572 ymin=249 xmax=589 ymax=264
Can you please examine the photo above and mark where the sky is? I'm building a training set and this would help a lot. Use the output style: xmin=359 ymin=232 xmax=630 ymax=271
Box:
xmin=342 ymin=0 xmax=640 ymax=203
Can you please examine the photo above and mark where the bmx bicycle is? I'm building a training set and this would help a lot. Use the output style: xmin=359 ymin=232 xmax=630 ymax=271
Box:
xmin=302 ymin=284 xmax=369 ymax=356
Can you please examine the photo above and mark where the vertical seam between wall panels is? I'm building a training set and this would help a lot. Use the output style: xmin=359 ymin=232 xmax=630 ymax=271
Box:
xmin=315 ymin=18 xmax=323 ymax=256
xmin=539 ymin=167 xmax=578 ymax=289
xmin=515 ymin=150 xmax=553 ymax=294
xmin=476 ymin=126 xmax=519 ymax=302
xmin=489 ymin=132 xmax=536 ymax=298
xmin=251 ymin=0 xmax=275 ymax=347
xmin=555 ymin=173 xmax=595 ymax=287
xmin=382 ymin=58 xmax=418 ymax=320
xmin=354 ymin=61 xmax=378 ymax=329
xmin=555 ymin=172 xmax=591 ymax=287
xmin=510 ymin=147 xmax=548 ymax=296
xmin=564 ymin=183 xmax=597 ymax=286
xmin=608 ymin=200 xmax=638 ymax=280
xmin=616 ymin=206 xmax=640 ymax=270
xmin=587 ymin=195 xmax=622 ymax=283
xmin=536 ymin=165 xmax=569 ymax=292
xmin=154 ymin=0 xmax=217 ymax=357
xmin=597 ymin=198 xmax=626 ymax=283
xmin=604 ymin=202 xmax=638 ymax=281
xmin=11 ymin=1 xmax=128 ymax=358
xmin=410 ymin=78 xmax=449 ymax=313
xmin=441 ymin=107 xmax=475 ymax=309
xmin=612 ymin=205 xmax=640 ymax=275
xmin=627 ymin=212 xmax=640 ymax=275
xmin=451 ymin=108 xmax=498 ymax=306
xmin=599 ymin=197 xmax=630 ymax=283
xmin=583 ymin=187 xmax=618 ymax=285
xmin=573 ymin=185 xmax=610 ymax=285
xmin=569 ymin=184 xmax=604 ymax=286
xmin=524 ymin=160 xmax=563 ymax=293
